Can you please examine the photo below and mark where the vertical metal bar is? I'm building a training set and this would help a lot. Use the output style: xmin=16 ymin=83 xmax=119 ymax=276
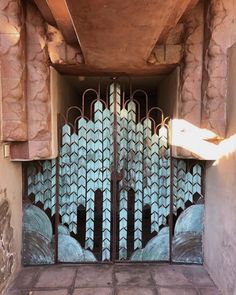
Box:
xmin=55 ymin=114 xmax=61 ymax=264
xmin=169 ymin=121 xmax=174 ymax=263
xmin=202 ymin=161 xmax=206 ymax=197
xmin=112 ymin=80 xmax=118 ymax=262
xmin=22 ymin=162 xmax=28 ymax=201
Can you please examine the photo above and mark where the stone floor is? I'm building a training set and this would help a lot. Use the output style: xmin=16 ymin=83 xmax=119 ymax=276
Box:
xmin=6 ymin=264 xmax=221 ymax=295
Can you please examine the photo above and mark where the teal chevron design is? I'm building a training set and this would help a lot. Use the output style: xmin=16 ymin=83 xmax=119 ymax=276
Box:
xmin=118 ymin=108 xmax=128 ymax=260
xmin=59 ymin=124 xmax=71 ymax=226
xmin=26 ymin=82 xmax=204 ymax=263
xmin=173 ymin=159 xmax=178 ymax=215
xmin=185 ymin=171 xmax=193 ymax=203
xmin=158 ymin=126 xmax=170 ymax=227
xmin=110 ymin=82 xmax=121 ymax=171
xmin=127 ymin=101 xmax=136 ymax=190
xmin=77 ymin=118 xmax=87 ymax=207
xmin=69 ymin=133 xmax=79 ymax=233
xmin=150 ymin=133 xmax=159 ymax=232
xmin=51 ymin=159 xmax=56 ymax=216
xmin=102 ymin=107 xmax=112 ymax=261
xmin=85 ymin=120 xmax=95 ymax=250
xmin=193 ymin=164 xmax=202 ymax=195
xmin=94 ymin=101 xmax=103 ymax=191
xmin=143 ymin=118 xmax=152 ymax=206
xmin=134 ymin=122 xmax=144 ymax=250
xmin=176 ymin=160 xmax=187 ymax=210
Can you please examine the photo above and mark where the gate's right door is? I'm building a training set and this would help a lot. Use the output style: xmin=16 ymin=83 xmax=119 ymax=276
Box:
xmin=113 ymin=86 xmax=171 ymax=261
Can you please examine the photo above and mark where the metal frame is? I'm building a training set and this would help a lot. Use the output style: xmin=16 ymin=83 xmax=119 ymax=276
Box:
xmin=24 ymin=78 xmax=205 ymax=265
xmin=56 ymin=79 xmax=172 ymax=263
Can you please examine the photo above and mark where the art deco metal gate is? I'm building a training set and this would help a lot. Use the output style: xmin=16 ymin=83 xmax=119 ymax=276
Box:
xmin=24 ymin=81 xmax=204 ymax=264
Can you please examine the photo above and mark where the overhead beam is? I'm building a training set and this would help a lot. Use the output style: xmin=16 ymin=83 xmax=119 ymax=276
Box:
xmin=65 ymin=0 xmax=195 ymax=70
xmin=52 ymin=63 xmax=177 ymax=76
xmin=45 ymin=0 xmax=78 ymax=45
xmin=33 ymin=0 xmax=57 ymax=26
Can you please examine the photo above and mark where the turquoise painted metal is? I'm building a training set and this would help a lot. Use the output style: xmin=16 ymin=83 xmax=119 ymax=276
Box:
xmin=26 ymin=82 xmax=204 ymax=263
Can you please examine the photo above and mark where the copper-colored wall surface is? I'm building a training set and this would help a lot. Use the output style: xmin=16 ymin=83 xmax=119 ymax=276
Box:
xmin=0 ymin=0 xmax=27 ymax=141
xmin=25 ymin=1 xmax=51 ymax=159
xmin=202 ymin=0 xmax=236 ymax=137
xmin=180 ymin=2 xmax=204 ymax=128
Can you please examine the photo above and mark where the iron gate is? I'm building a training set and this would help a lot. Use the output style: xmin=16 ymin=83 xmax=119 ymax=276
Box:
xmin=23 ymin=81 xmax=205 ymax=264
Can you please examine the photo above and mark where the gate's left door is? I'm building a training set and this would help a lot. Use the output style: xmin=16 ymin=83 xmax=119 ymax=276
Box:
xmin=24 ymin=81 xmax=174 ymax=264
xmin=57 ymin=99 xmax=113 ymax=262
xmin=24 ymin=86 xmax=116 ymax=264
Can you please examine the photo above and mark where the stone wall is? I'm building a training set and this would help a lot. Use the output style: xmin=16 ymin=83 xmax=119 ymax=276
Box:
xmin=0 ymin=0 xmax=27 ymax=142
xmin=180 ymin=1 xmax=203 ymax=128
xmin=8 ymin=0 xmax=84 ymax=160
xmin=202 ymin=0 xmax=236 ymax=137
xmin=10 ymin=0 xmax=53 ymax=160
xmin=172 ymin=0 xmax=236 ymax=157
xmin=25 ymin=1 xmax=51 ymax=159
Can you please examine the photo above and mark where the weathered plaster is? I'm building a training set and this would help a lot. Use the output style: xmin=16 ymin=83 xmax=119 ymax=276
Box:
xmin=0 ymin=0 xmax=27 ymax=142
xmin=157 ymin=67 xmax=180 ymax=119
xmin=148 ymin=24 xmax=184 ymax=66
xmin=50 ymin=67 xmax=81 ymax=158
xmin=0 ymin=198 xmax=15 ymax=293
xmin=47 ymin=25 xmax=83 ymax=66
xmin=202 ymin=0 xmax=236 ymax=137
xmin=25 ymin=1 xmax=51 ymax=159
xmin=147 ymin=44 xmax=183 ymax=66
xmin=10 ymin=2 xmax=84 ymax=160
xmin=10 ymin=1 xmax=52 ymax=160
xmin=180 ymin=2 xmax=204 ymax=128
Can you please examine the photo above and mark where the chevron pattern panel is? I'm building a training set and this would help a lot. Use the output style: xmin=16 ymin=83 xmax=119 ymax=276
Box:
xmin=27 ymin=160 xmax=56 ymax=215
xmin=85 ymin=120 xmax=95 ymax=250
xmin=134 ymin=122 xmax=144 ymax=250
xmin=59 ymin=124 xmax=71 ymax=228
xmin=173 ymin=159 xmax=203 ymax=211
xmin=158 ymin=126 xmax=170 ymax=227
xmin=77 ymin=118 xmax=87 ymax=207
xmin=102 ymin=107 xmax=112 ymax=261
xmin=118 ymin=108 xmax=128 ymax=260
xmin=26 ymin=82 xmax=204 ymax=262
xmin=110 ymin=82 xmax=121 ymax=172
xmin=150 ymin=132 xmax=160 ymax=233
xmin=143 ymin=118 xmax=152 ymax=206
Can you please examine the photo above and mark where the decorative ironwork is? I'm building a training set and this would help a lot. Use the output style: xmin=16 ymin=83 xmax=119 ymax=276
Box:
xmin=25 ymin=81 xmax=205 ymax=264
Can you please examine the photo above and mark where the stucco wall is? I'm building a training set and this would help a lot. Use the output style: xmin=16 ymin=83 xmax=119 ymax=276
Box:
xmin=157 ymin=67 xmax=180 ymax=119
xmin=204 ymin=42 xmax=236 ymax=295
xmin=0 ymin=146 xmax=22 ymax=293
xmin=50 ymin=67 xmax=80 ymax=157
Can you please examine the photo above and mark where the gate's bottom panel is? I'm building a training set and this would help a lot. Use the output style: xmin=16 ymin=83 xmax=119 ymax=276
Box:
xmin=23 ymin=161 xmax=204 ymax=265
